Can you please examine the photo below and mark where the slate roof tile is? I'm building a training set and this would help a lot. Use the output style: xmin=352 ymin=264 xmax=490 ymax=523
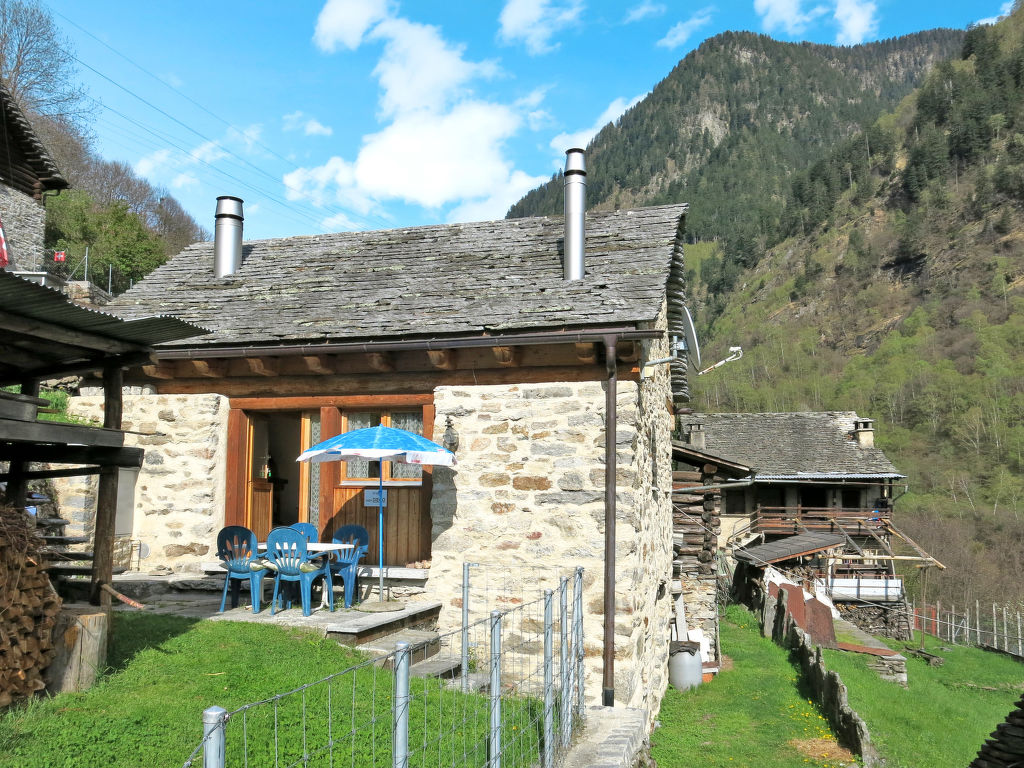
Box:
xmin=688 ymin=412 xmax=901 ymax=476
xmin=108 ymin=205 xmax=687 ymax=347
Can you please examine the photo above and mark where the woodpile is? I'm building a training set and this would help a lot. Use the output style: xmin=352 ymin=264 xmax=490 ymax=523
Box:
xmin=970 ymin=696 xmax=1024 ymax=768
xmin=0 ymin=505 xmax=62 ymax=707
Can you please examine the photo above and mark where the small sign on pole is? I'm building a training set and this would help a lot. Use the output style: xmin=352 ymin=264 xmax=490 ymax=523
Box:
xmin=365 ymin=488 xmax=387 ymax=507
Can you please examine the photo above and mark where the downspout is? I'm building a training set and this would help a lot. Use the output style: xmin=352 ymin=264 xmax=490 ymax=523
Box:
xmin=603 ymin=334 xmax=617 ymax=706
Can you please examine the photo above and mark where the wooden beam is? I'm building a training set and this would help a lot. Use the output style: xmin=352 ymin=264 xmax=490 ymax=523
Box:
xmin=616 ymin=341 xmax=639 ymax=363
xmin=0 ymin=310 xmax=141 ymax=354
xmin=574 ymin=342 xmax=598 ymax=364
xmin=229 ymin=394 xmax=434 ymax=411
xmin=0 ymin=466 xmax=102 ymax=481
xmin=491 ymin=346 xmax=519 ymax=367
xmin=177 ymin=359 xmax=226 ymax=378
xmin=155 ymin=364 xmax=639 ymax=397
xmin=142 ymin=363 xmax=174 ymax=380
xmin=301 ymin=355 xmax=334 ymax=375
xmin=0 ymin=443 xmax=143 ymax=466
xmin=91 ymin=366 xmax=124 ymax=609
xmin=243 ymin=357 xmax=279 ymax=377
xmin=426 ymin=349 xmax=456 ymax=370
xmin=366 ymin=352 xmax=394 ymax=372
xmin=0 ymin=417 xmax=125 ymax=447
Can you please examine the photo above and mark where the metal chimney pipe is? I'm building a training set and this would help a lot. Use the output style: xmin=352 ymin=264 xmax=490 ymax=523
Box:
xmin=214 ymin=196 xmax=244 ymax=277
xmin=563 ymin=148 xmax=586 ymax=281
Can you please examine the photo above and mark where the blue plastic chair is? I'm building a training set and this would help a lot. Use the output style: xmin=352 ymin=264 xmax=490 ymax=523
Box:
xmin=216 ymin=526 xmax=268 ymax=613
xmin=291 ymin=522 xmax=319 ymax=542
xmin=331 ymin=525 xmax=370 ymax=609
xmin=265 ymin=526 xmax=334 ymax=617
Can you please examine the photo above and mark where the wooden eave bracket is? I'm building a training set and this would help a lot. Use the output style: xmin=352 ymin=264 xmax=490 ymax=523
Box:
xmin=616 ymin=341 xmax=639 ymax=363
xmin=491 ymin=346 xmax=519 ymax=367
xmin=427 ymin=349 xmax=456 ymax=370
xmin=142 ymin=363 xmax=174 ymax=380
xmin=177 ymin=359 xmax=226 ymax=378
xmin=574 ymin=342 xmax=598 ymax=364
xmin=243 ymin=357 xmax=279 ymax=377
xmin=301 ymin=354 xmax=334 ymax=375
xmin=367 ymin=352 xmax=394 ymax=372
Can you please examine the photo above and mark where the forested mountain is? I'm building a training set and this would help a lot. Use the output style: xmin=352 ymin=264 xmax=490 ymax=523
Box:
xmin=511 ymin=18 xmax=1024 ymax=608
xmin=509 ymin=28 xmax=964 ymax=269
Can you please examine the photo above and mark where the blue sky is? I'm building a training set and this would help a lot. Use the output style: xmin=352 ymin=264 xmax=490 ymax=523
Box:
xmin=47 ymin=0 xmax=1011 ymax=240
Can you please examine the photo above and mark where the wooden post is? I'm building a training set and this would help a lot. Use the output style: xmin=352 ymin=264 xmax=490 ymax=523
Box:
xmin=951 ymin=604 xmax=956 ymax=643
xmin=993 ymin=604 xmax=998 ymax=648
xmin=1017 ymin=612 xmax=1022 ymax=656
xmin=90 ymin=366 xmax=123 ymax=610
xmin=937 ymin=600 xmax=942 ymax=641
xmin=976 ymin=600 xmax=981 ymax=645
xmin=3 ymin=378 xmax=40 ymax=508
xmin=1004 ymin=607 xmax=1009 ymax=652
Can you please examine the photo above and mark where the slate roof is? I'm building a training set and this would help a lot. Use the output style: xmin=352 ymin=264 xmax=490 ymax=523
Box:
xmin=107 ymin=204 xmax=687 ymax=348
xmin=0 ymin=85 xmax=69 ymax=195
xmin=685 ymin=412 xmax=903 ymax=478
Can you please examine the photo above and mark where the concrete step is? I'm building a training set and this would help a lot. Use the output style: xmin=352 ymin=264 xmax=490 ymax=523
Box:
xmin=325 ymin=601 xmax=442 ymax=647
xmin=358 ymin=628 xmax=441 ymax=668
xmin=410 ymin=655 xmax=461 ymax=680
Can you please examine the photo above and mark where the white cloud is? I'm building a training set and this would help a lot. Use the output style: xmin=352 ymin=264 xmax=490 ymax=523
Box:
xmin=191 ymin=140 xmax=229 ymax=165
xmin=284 ymin=111 xmax=334 ymax=136
xmin=977 ymin=1 xmax=1013 ymax=25
xmin=135 ymin=148 xmax=172 ymax=177
xmin=314 ymin=0 xmax=391 ymax=51
xmin=625 ymin=2 xmax=666 ymax=23
xmin=305 ymin=119 xmax=333 ymax=136
xmin=284 ymin=156 xmax=358 ymax=207
xmin=754 ymin=0 xmax=826 ymax=36
xmin=498 ymin=0 xmax=585 ymax=55
xmin=371 ymin=17 xmax=498 ymax=118
xmin=321 ymin=212 xmax=364 ymax=231
xmin=171 ymin=173 xmax=199 ymax=189
xmin=834 ymin=0 xmax=877 ymax=44
xmin=549 ymin=94 xmax=644 ymax=153
xmin=657 ymin=7 xmax=715 ymax=49
xmin=448 ymin=169 xmax=548 ymax=222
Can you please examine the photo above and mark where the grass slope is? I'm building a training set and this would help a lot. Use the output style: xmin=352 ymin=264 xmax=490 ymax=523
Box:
xmin=651 ymin=605 xmax=853 ymax=768
xmin=823 ymin=633 xmax=1024 ymax=768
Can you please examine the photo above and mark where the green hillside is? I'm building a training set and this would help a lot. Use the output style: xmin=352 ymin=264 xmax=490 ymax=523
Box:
xmin=692 ymin=14 xmax=1024 ymax=608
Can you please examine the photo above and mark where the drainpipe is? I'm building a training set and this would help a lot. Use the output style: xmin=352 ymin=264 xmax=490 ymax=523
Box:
xmin=603 ymin=334 xmax=617 ymax=706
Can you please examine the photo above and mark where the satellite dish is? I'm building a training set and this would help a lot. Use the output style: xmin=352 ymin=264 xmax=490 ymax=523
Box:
xmin=681 ymin=306 xmax=701 ymax=372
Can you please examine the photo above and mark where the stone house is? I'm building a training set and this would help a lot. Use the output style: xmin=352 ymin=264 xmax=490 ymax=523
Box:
xmin=0 ymin=84 xmax=69 ymax=274
xmin=677 ymin=412 xmax=934 ymax=628
xmin=66 ymin=181 xmax=694 ymax=714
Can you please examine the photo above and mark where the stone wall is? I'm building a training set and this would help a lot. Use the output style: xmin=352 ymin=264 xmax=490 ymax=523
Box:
xmin=0 ymin=185 xmax=46 ymax=271
xmin=427 ymin=371 xmax=674 ymax=720
xmin=57 ymin=393 xmax=230 ymax=572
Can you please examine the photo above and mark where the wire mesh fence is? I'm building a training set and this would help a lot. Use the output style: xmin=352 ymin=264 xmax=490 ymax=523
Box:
xmin=182 ymin=567 xmax=586 ymax=768
xmin=911 ymin=600 xmax=1023 ymax=655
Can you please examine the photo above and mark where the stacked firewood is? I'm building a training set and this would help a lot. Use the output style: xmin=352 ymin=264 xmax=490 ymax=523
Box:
xmin=970 ymin=696 xmax=1024 ymax=767
xmin=672 ymin=469 xmax=720 ymax=576
xmin=0 ymin=505 xmax=61 ymax=707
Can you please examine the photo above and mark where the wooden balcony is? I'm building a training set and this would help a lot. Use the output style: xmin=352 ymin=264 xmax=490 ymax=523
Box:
xmin=754 ymin=505 xmax=892 ymax=538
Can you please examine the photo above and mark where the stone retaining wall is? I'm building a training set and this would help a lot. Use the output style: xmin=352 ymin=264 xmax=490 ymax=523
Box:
xmin=763 ymin=587 xmax=882 ymax=766
xmin=57 ymin=393 xmax=230 ymax=572
xmin=427 ymin=373 xmax=674 ymax=720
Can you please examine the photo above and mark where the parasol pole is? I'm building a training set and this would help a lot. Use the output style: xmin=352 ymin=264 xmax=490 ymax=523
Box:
xmin=378 ymin=468 xmax=385 ymax=601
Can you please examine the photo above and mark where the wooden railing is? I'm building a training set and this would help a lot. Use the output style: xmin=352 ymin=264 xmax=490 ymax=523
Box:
xmin=754 ymin=505 xmax=892 ymax=536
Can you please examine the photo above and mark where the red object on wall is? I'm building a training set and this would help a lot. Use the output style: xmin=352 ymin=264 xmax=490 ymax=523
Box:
xmin=53 ymin=250 xmax=66 ymax=262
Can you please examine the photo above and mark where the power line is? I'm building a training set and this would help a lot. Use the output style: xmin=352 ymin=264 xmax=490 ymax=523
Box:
xmin=54 ymin=9 xmax=393 ymax=232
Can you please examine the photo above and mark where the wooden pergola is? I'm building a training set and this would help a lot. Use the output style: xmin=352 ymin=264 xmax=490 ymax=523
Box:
xmin=0 ymin=271 xmax=205 ymax=608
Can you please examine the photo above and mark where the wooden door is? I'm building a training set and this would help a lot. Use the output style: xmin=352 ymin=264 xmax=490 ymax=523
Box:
xmin=327 ymin=484 xmax=431 ymax=566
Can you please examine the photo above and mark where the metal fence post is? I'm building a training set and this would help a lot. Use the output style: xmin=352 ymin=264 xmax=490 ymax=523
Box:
xmin=489 ymin=610 xmax=503 ymax=768
xmin=394 ymin=641 xmax=411 ymax=768
xmin=463 ymin=562 xmax=471 ymax=694
xmin=559 ymin=576 xmax=571 ymax=748
xmin=543 ymin=589 xmax=554 ymax=768
xmin=574 ymin=567 xmax=585 ymax=720
xmin=201 ymin=706 xmax=227 ymax=768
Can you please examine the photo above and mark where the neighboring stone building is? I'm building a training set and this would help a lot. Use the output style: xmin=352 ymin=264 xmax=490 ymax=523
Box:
xmin=67 ymin=189 xmax=693 ymax=716
xmin=0 ymin=85 xmax=69 ymax=273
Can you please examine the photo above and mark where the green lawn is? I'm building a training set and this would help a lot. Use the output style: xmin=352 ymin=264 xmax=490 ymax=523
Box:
xmin=823 ymin=632 xmax=1024 ymax=768
xmin=0 ymin=613 xmax=539 ymax=768
xmin=651 ymin=605 xmax=856 ymax=768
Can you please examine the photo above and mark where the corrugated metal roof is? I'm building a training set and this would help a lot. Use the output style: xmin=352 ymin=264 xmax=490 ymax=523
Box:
xmin=735 ymin=532 xmax=846 ymax=565
xmin=753 ymin=472 xmax=906 ymax=481
xmin=0 ymin=270 xmax=209 ymax=346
